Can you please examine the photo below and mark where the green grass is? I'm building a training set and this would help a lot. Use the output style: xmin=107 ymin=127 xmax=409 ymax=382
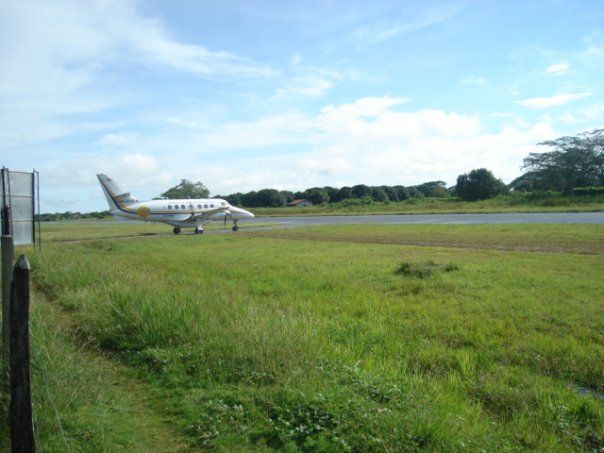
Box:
xmin=251 ymin=194 xmax=604 ymax=216
xmin=248 ymin=223 xmax=604 ymax=254
xmin=2 ymin=222 xmax=603 ymax=450
xmin=0 ymin=292 xmax=188 ymax=452
xmin=40 ymin=219 xmax=270 ymax=242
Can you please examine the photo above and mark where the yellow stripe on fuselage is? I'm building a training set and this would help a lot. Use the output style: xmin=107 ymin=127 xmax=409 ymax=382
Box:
xmin=101 ymin=179 xmax=215 ymax=216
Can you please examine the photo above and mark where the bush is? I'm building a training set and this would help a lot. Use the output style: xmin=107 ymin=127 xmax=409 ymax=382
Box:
xmin=332 ymin=197 xmax=374 ymax=208
xmin=572 ymin=186 xmax=604 ymax=196
xmin=395 ymin=260 xmax=460 ymax=279
xmin=456 ymin=168 xmax=508 ymax=201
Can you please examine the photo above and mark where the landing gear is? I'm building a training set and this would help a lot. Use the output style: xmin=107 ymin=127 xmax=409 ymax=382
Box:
xmin=232 ymin=223 xmax=239 ymax=232
xmin=194 ymin=227 xmax=204 ymax=235
xmin=173 ymin=227 xmax=181 ymax=234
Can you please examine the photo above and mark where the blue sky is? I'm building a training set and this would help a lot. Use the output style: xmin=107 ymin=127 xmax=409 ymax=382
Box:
xmin=1 ymin=0 xmax=603 ymax=212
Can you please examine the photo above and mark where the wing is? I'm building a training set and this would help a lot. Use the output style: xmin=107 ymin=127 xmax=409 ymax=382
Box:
xmin=185 ymin=206 xmax=229 ymax=222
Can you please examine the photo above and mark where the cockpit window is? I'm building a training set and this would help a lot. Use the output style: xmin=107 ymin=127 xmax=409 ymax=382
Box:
xmin=221 ymin=202 xmax=226 ymax=206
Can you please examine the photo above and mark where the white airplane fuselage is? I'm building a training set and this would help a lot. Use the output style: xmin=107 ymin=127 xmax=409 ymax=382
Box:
xmin=97 ymin=174 xmax=254 ymax=233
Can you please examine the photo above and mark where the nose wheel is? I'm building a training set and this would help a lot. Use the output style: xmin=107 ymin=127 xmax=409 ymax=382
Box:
xmin=195 ymin=227 xmax=204 ymax=235
xmin=173 ymin=227 xmax=181 ymax=234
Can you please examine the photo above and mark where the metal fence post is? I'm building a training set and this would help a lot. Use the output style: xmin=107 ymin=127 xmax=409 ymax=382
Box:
xmin=2 ymin=234 xmax=14 ymax=388
xmin=10 ymin=255 xmax=35 ymax=452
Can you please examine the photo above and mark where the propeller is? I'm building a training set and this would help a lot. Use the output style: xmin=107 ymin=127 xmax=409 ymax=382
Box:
xmin=223 ymin=210 xmax=231 ymax=229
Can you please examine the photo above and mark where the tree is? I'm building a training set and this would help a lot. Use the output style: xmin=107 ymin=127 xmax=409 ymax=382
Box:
xmin=336 ymin=186 xmax=353 ymax=201
xmin=255 ymin=189 xmax=286 ymax=207
xmin=406 ymin=187 xmax=424 ymax=199
xmin=323 ymin=187 xmax=339 ymax=202
xmin=456 ymin=168 xmax=507 ymax=201
xmin=304 ymin=188 xmax=329 ymax=205
xmin=161 ymin=179 xmax=210 ymax=199
xmin=415 ymin=181 xmax=447 ymax=197
xmin=352 ymin=184 xmax=372 ymax=199
xmin=382 ymin=186 xmax=399 ymax=202
xmin=431 ymin=186 xmax=449 ymax=198
xmin=281 ymin=191 xmax=295 ymax=203
xmin=393 ymin=185 xmax=410 ymax=200
xmin=224 ymin=193 xmax=242 ymax=205
xmin=370 ymin=186 xmax=388 ymax=202
xmin=514 ymin=129 xmax=604 ymax=192
xmin=241 ymin=191 xmax=258 ymax=207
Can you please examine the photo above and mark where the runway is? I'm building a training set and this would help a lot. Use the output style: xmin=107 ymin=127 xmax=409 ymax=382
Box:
xmin=250 ymin=211 xmax=604 ymax=227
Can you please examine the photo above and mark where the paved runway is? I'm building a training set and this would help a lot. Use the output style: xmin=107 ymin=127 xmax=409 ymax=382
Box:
xmin=251 ymin=212 xmax=604 ymax=227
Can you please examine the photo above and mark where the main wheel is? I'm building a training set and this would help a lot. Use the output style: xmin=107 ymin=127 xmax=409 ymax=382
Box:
xmin=173 ymin=227 xmax=181 ymax=234
xmin=232 ymin=225 xmax=239 ymax=231
xmin=194 ymin=228 xmax=204 ymax=235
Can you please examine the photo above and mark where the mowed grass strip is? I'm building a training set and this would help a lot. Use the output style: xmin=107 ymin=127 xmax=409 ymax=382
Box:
xmin=0 ymin=293 xmax=190 ymax=452
xmin=40 ymin=220 xmax=272 ymax=243
xmin=248 ymin=223 xmax=604 ymax=254
xmin=251 ymin=193 xmax=604 ymax=216
xmin=20 ymin=224 xmax=604 ymax=450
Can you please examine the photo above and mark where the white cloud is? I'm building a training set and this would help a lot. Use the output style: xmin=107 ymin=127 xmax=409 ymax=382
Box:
xmin=461 ymin=77 xmax=487 ymax=86
xmin=36 ymin=95 xmax=561 ymax=211
xmin=100 ymin=133 xmax=138 ymax=147
xmin=39 ymin=153 xmax=170 ymax=189
xmin=274 ymin=75 xmax=336 ymax=99
xmin=290 ymin=54 xmax=303 ymax=66
xmin=318 ymin=96 xmax=411 ymax=120
xmin=353 ymin=5 xmax=460 ymax=44
xmin=544 ymin=62 xmax=570 ymax=75
xmin=516 ymin=92 xmax=593 ymax=109
xmin=579 ymin=46 xmax=604 ymax=67
xmin=555 ymin=103 xmax=604 ymax=125
xmin=0 ymin=0 xmax=274 ymax=149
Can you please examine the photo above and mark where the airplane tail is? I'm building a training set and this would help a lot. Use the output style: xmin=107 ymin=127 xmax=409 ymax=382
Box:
xmin=96 ymin=174 xmax=138 ymax=213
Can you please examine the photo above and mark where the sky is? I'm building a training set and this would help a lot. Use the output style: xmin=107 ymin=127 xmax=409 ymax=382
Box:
xmin=1 ymin=0 xmax=603 ymax=212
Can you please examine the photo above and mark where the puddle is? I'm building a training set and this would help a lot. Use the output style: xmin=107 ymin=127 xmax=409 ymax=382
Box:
xmin=577 ymin=386 xmax=604 ymax=401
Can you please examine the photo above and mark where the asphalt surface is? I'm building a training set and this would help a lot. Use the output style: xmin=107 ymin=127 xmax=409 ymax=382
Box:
xmin=250 ymin=212 xmax=604 ymax=227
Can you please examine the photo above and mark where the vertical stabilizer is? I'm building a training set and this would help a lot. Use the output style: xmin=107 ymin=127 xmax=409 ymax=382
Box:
xmin=96 ymin=174 xmax=138 ymax=211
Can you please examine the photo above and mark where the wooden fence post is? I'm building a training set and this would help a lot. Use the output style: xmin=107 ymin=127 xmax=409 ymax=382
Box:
xmin=10 ymin=255 xmax=35 ymax=453
xmin=2 ymin=234 xmax=14 ymax=388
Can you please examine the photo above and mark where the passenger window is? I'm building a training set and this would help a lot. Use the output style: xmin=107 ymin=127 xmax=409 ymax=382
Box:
xmin=197 ymin=204 xmax=202 ymax=209
xmin=204 ymin=204 xmax=208 ymax=209
xmin=168 ymin=205 xmax=172 ymax=210
xmin=174 ymin=205 xmax=179 ymax=209
xmin=181 ymin=204 xmax=185 ymax=209
xmin=189 ymin=204 xmax=194 ymax=209
xmin=210 ymin=204 xmax=214 ymax=208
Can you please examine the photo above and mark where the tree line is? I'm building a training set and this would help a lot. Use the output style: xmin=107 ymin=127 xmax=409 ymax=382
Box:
xmin=218 ymin=181 xmax=448 ymax=207
xmin=39 ymin=128 xmax=604 ymax=218
xmin=213 ymin=128 xmax=603 ymax=206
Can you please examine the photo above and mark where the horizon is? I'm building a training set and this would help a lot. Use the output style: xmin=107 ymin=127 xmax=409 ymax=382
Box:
xmin=1 ymin=0 xmax=603 ymax=212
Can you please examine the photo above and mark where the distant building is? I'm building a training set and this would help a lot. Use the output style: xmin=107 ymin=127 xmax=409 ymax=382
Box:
xmin=287 ymin=199 xmax=313 ymax=207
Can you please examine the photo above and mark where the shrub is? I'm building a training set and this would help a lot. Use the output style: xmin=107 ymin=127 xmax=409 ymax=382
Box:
xmin=395 ymin=260 xmax=460 ymax=279
xmin=572 ymin=186 xmax=604 ymax=196
xmin=456 ymin=168 xmax=508 ymax=201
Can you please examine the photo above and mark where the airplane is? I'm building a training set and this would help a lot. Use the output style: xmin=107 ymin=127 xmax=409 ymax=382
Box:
xmin=97 ymin=173 xmax=254 ymax=234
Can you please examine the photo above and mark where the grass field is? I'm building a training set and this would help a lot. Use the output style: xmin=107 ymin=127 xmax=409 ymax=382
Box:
xmin=39 ymin=219 xmax=272 ymax=242
xmin=1 ymin=222 xmax=603 ymax=451
xmin=251 ymin=194 xmax=604 ymax=216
